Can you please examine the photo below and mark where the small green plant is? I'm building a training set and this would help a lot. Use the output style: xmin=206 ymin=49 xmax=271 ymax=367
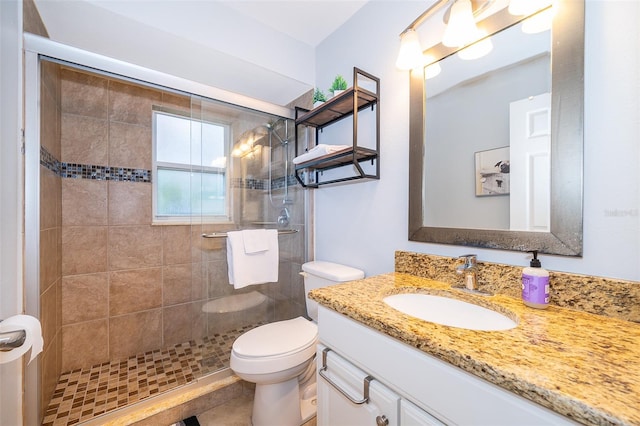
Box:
xmin=329 ymin=75 xmax=348 ymax=94
xmin=313 ymin=87 xmax=327 ymax=103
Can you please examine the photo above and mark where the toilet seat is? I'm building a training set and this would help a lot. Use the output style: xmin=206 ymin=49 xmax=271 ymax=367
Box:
xmin=231 ymin=317 xmax=318 ymax=375
xmin=233 ymin=317 xmax=317 ymax=357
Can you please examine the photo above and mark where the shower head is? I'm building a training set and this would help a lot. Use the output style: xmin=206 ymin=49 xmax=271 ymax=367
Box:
xmin=264 ymin=118 xmax=284 ymax=132
xmin=265 ymin=119 xmax=288 ymax=145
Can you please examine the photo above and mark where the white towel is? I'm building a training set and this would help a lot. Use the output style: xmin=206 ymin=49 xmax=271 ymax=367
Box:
xmin=292 ymin=144 xmax=350 ymax=164
xmin=242 ymin=229 xmax=269 ymax=254
xmin=227 ymin=229 xmax=278 ymax=289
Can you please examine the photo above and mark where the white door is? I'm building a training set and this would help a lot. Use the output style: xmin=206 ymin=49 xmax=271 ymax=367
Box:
xmin=0 ymin=0 xmax=25 ymax=425
xmin=509 ymin=93 xmax=551 ymax=231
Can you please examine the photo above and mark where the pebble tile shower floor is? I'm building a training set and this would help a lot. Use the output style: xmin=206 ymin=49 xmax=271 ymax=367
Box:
xmin=43 ymin=323 xmax=261 ymax=426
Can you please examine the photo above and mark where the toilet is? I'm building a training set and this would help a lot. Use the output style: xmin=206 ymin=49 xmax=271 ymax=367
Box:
xmin=230 ymin=261 xmax=365 ymax=426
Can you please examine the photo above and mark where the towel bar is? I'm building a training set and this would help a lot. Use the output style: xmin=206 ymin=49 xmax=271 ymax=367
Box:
xmin=201 ymin=229 xmax=298 ymax=239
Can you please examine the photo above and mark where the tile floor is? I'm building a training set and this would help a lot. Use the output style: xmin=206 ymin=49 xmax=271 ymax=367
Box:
xmin=43 ymin=323 xmax=261 ymax=426
xmin=196 ymin=393 xmax=317 ymax=426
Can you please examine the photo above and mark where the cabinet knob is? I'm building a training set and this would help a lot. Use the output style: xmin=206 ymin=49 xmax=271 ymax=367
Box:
xmin=376 ymin=414 xmax=389 ymax=426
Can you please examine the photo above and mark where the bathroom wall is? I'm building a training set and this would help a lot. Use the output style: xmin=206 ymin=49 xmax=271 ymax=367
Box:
xmin=23 ymin=0 xmax=48 ymax=37
xmin=313 ymin=0 xmax=640 ymax=282
xmin=27 ymin=2 xmax=638 ymax=282
xmin=55 ymin=66 xmax=306 ymax=375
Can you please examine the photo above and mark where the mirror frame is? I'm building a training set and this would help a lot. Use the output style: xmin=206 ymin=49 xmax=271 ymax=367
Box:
xmin=408 ymin=0 xmax=584 ymax=256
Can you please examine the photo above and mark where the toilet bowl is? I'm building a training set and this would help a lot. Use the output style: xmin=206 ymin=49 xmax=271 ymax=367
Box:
xmin=229 ymin=261 xmax=365 ymax=426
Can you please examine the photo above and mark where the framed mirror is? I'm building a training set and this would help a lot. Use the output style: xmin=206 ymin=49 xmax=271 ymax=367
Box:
xmin=408 ymin=0 xmax=584 ymax=256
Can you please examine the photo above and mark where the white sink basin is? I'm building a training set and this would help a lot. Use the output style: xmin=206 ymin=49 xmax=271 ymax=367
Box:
xmin=383 ymin=293 xmax=517 ymax=331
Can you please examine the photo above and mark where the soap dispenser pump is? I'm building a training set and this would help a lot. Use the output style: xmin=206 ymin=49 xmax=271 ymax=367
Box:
xmin=522 ymin=250 xmax=550 ymax=309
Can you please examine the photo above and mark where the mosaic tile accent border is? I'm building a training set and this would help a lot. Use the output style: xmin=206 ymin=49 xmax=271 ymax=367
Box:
xmin=40 ymin=146 xmax=61 ymax=174
xmin=40 ymin=146 xmax=151 ymax=183
xmin=41 ymin=146 xmax=297 ymax=187
xmin=43 ymin=322 xmax=262 ymax=426
xmin=271 ymin=175 xmax=298 ymax=190
xmin=60 ymin=163 xmax=151 ymax=182
xmin=231 ymin=175 xmax=296 ymax=190
xmin=232 ymin=177 xmax=267 ymax=190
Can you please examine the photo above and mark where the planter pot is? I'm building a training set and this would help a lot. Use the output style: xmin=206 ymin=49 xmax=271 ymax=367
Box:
xmin=313 ymin=101 xmax=325 ymax=108
xmin=333 ymin=89 xmax=345 ymax=96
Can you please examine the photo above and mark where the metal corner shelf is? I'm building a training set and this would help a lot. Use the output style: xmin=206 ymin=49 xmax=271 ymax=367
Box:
xmin=294 ymin=67 xmax=380 ymax=188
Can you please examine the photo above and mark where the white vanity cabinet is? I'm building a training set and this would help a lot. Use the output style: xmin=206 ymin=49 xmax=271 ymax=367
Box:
xmin=317 ymin=306 xmax=576 ymax=425
xmin=317 ymin=345 xmax=401 ymax=426
xmin=400 ymin=399 xmax=443 ymax=426
xmin=317 ymin=342 xmax=443 ymax=426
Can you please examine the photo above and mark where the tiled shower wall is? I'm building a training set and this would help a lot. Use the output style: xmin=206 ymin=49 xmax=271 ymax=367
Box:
xmin=57 ymin=67 xmax=191 ymax=372
xmin=39 ymin=59 xmax=63 ymax=422
xmin=42 ymin=65 xmax=306 ymax=384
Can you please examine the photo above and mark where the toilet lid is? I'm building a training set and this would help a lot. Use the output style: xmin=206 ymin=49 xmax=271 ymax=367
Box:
xmin=233 ymin=317 xmax=318 ymax=358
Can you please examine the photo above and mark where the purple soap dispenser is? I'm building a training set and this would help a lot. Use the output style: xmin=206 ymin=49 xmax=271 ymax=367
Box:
xmin=522 ymin=250 xmax=550 ymax=309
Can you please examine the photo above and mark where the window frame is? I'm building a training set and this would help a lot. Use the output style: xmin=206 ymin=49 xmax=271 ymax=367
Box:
xmin=152 ymin=107 xmax=232 ymax=225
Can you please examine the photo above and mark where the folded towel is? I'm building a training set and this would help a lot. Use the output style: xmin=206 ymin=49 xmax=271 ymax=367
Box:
xmin=227 ymin=230 xmax=278 ymax=289
xmin=292 ymin=144 xmax=350 ymax=165
xmin=242 ymin=229 xmax=269 ymax=254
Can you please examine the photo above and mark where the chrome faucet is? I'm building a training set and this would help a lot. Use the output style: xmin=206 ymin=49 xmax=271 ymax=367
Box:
xmin=456 ymin=254 xmax=478 ymax=291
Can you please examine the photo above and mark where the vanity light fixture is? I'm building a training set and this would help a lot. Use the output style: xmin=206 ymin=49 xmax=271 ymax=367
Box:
xmin=395 ymin=0 xmax=555 ymax=71
xmin=232 ymin=130 xmax=260 ymax=157
xmin=395 ymin=0 xmax=494 ymax=71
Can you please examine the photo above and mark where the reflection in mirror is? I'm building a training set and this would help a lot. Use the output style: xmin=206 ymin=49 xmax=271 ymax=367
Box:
xmin=408 ymin=0 xmax=584 ymax=256
xmin=424 ymin=18 xmax=551 ymax=231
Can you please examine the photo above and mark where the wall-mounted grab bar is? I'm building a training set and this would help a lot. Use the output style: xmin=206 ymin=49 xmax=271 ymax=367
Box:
xmin=0 ymin=320 xmax=27 ymax=352
xmin=201 ymin=229 xmax=298 ymax=239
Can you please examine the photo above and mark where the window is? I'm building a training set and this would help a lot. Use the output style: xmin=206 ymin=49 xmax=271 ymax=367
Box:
xmin=153 ymin=109 xmax=230 ymax=223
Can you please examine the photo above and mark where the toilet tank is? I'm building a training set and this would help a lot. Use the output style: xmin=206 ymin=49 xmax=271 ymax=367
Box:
xmin=301 ymin=261 xmax=365 ymax=321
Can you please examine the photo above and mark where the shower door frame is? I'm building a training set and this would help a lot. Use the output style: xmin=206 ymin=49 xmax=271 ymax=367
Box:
xmin=23 ymin=33 xmax=301 ymax=424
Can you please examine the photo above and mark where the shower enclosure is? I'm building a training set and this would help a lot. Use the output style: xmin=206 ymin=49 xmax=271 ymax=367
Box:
xmin=25 ymin=36 xmax=309 ymax=425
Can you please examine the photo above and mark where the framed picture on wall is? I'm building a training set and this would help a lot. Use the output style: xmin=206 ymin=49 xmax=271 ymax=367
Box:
xmin=475 ymin=147 xmax=510 ymax=196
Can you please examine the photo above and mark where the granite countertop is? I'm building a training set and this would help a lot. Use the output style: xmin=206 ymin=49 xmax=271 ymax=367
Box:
xmin=309 ymin=272 xmax=640 ymax=426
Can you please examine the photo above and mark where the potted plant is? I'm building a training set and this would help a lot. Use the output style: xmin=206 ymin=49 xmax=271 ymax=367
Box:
xmin=313 ymin=87 xmax=327 ymax=107
xmin=329 ymin=75 xmax=348 ymax=96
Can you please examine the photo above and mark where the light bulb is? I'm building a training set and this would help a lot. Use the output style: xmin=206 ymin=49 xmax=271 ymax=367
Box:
xmin=396 ymin=29 xmax=424 ymax=70
xmin=443 ymin=0 xmax=479 ymax=47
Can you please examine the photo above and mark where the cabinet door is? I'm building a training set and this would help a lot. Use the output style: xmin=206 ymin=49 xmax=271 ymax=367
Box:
xmin=317 ymin=346 xmax=399 ymax=426
xmin=400 ymin=399 xmax=444 ymax=426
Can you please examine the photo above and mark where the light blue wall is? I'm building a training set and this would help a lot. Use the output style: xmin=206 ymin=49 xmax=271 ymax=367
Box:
xmin=314 ymin=0 xmax=640 ymax=282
